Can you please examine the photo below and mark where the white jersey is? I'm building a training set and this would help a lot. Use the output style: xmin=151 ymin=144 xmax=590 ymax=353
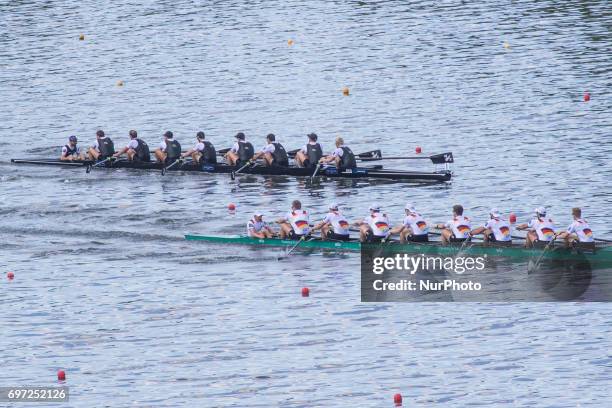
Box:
xmin=566 ymin=218 xmax=593 ymax=243
xmin=261 ymin=143 xmax=275 ymax=154
xmin=282 ymin=210 xmax=310 ymax=235
xmin=403 ymin=213 xmax=428 ymax=236
xmin=158 ymin=140 xmax=167 ymax=151
xmin=323 ymin=211 xmax=350 ymax=235
xmin=484 ymin=217 xmax=512 ymax=242
xmin=365 ymin=213 xmax=390 ymax=237
xmin=332 ymin=147 xmax=344 ymax=158
xmin=193 ymin=141 xmax=205 ymax=152
xmin=247 ymin=218 xmax=268 ymax=236
xmin=527 ymin=217 xmax=555 ymax=241
xmin=445 ymin=216 xmax=471 ymax=239
xmin=126 ymin=139 xmax=139 ymax=150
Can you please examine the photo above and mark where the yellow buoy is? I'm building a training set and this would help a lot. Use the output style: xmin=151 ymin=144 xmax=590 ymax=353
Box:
xmin=503 ymin=41 xmax=510 ymax=49
xmin=116 ymin=80 xmax=124 ymax=87
xmin=342 ymin=87 xmax=350 ymax=96
xmin=79 ymin=34 xmax=85 ymax=41
xmin=287 ymin=39 xmax=294 ymax=46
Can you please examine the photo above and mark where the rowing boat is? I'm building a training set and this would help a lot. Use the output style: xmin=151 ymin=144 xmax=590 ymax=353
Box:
xmin=10 ymin=159 xmax=452 ymax=182
xmin=184 ymin=234 xmax=612 ymax=266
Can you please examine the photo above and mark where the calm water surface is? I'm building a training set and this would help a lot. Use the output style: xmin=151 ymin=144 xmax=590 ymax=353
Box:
xmin=1 ymin=1 xmax=611 ymax=406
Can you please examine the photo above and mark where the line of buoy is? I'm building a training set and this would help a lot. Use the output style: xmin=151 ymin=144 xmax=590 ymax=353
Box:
xmin=57 ymin=370 xmax=66 ymax=381
xmin=7 ymin=271 xmax=14 ymax=280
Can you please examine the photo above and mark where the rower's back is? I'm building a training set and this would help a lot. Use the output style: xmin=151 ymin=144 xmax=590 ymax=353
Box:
xmin=271 ymin=142 xmax=289 ymax=166
xmin=340 ymin=146 xmax=356 ymax=169
xmin=165 ymin=139 xmax=182 ymax=163
xmin=306 ymin=143 xmax=323 ymax=167
xmin=237 ymin=140 xmax=255 ymax=164
xmin=98 ymin=137 xmax=115 ymax=159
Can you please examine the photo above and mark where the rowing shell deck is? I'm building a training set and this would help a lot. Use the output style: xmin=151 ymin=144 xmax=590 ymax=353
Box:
xmin=10 ymin=159 xmax=452 ymax=182
xmin=184 ymin=234 xmax=612 ymax=266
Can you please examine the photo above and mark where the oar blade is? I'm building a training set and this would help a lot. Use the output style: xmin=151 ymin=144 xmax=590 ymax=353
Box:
xmin=430 ymin=152 xmax=454 ymax=164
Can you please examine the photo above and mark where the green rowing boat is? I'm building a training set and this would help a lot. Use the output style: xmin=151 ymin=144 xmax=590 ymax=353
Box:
xmin=184 ymin=234 xmax=612 ymax=266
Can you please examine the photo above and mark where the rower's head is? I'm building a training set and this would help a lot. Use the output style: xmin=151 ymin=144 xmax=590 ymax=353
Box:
xmin=253 ymin=211 xmax=263 ymax=222
xmin=197 ymin=131 xmax=205 ymax=141
xmin=329 ymin=202 xmax=339 ymax=212
xmin=291 ymin=200 xmax=302 ymax=210
xmin=335 ymin=136 xmax=344 ymax=147
xmin=572 ymin=207 xmax=581 ymax=219
xmin=369 ymin=204 xmax=381 ymax=214
xmin=405 ymin=203 xmax=416 ymax=215
xmin=452 ymin=204 xmax=464 ymax=216
xmin=96 ymin=130 xmax=105 ymax=139
xmin=68 ymin=135 xmax=78 ymax=146
xmin=129 ymin=130 xmax=137 ymax=139
xmin=235 ymin=132 xmax=246 ymax=141
xmin=267 ymin=133 xmax=276 ymax=143
xmin=164 ymin=131 xmax=173 ymax=140
xmin=308 ymin=133 xmax=318 ymax=142
xmin=489 ymin=208 xmax=501 ymax=219
xmin=535 ymin=207 xmax=546 ymax=217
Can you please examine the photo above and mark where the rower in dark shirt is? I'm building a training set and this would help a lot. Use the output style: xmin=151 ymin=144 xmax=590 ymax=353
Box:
xmin=225 ymin=132 xmax=255 ymax=165
xmin=154 ymin=131 xmax=182 ymax=164
xmin=252 ymin=134 xmax=289 ymax=166
xmin=295 ymin=133 xmax=323 ymax=168
xmin=88 ymin=130 xmax=115 ymax=160
xmin=113 ymin=130 xmax=151 ymax=162
xmin=319 ymin=137 xmax=356 ymax=170
xmin=181 ymin=131 xmax=217 ymax=164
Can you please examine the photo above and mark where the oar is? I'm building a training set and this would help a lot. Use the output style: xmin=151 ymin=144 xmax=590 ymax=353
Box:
xmin=528 ymin=236 xmax=557 ymax=273
xmin=216 ymin=147 xmax=231 ymax=156
xmin=230 ymin=160 xmax=255 ymax=180
xmin=310 ymin=162 xmax=321 ymax=182
xmin=161 ymin=158 xmax=183 ymax=175
xmin=358 ymin=152 xmax=453 ymax=164
xmin=287 ymin=148 xmax=300 ymax=158
xmin=594 ymin=237 xmax=612 ymax=243
xmin=277 ymin=236 xmax=307 ymax=260
xmin=86 ymin=157 xmax=113 ymax=173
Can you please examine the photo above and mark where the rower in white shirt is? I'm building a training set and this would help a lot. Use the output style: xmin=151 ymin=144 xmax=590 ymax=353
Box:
xmin=556 ymin=207 xmax=594 ymax=245
xmin=390 ymin=203 xmax=429 ymax=243
xmin=471 ymin=208 xmax=512 ymax=243
xmin=294 ymin=133 xmax=323 ymax=168
xmin=319 ymin=137 xmax=357 ymax=170
xmin=356 ymin=204 xmax=390 ymax=243
xmin=311 ymin=203 xmax=350 ymax=241
xmin=277 ymin=200 xmax=311 ymax=240
xmin=247 ymin=211 xmax=275 ymax=239
xmin=516 ymin=207 xmax=555 ymax=248
xmin=436 ymin=204 xmax=472 ymax=244
xmin=113 ymin=130 xmax=151 ymax=162
xmin=181 ymin=131 xmax=217 ymax=164
xmin=252 ymin=133 xmax=289 ymax=166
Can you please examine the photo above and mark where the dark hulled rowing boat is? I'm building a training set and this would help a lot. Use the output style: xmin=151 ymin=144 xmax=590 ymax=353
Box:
xmin=10 ymin=158 xmax=453 ymax=182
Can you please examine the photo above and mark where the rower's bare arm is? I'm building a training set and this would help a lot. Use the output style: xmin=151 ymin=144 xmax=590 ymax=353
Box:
xmin=471 ymin=227 xmax=485 ymax=235
xmin=389 ymin=225 xmax=404 ymax=234
xmin=516 ymin=223 xmax=528 ymax=230
xmin=311 ymin=221 xmax=326 ymax=232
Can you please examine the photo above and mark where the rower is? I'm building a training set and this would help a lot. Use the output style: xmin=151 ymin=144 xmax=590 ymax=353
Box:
xmin=247 ymin=211 xmax=275 ymax=239
xmin=113 ymin=130 xmax=150 ymax=162
xmin=88 ymin=130 xmax=115 ymax=161
xmin=390 ymin=203 xmax=429 ymax=243
xmin=356 ymin=204 xmax=390 ymax=243
xmin=60 ymin=135 xmax=85 ymax=161
xmin=181 ymin=131 xmax=217 ymax=164
xmin=225 ymin=132 xmax=255 ymax=165
xmin=277 ymin=200 xmax=311 ymax=240
xmin=319 ymin=137 xmax=356 ymax=170
xmin=471 ymin=208 xmax=512 ymax=243
xmin=252 ymin=134 xmax=289 ymax=166
xmin=312 ymin=203 xmax=350 ymax=241
xmin=154 ymin=131 xmax=182 ymax=164
xmin=295 ymin=133 xmax=323 ymax=168
xmin=556 ymin=207 xmax=594 ymax=245
xmin=516 ymin=207 xmax=555 ymax=248
xmin=436 ymin=204 xmax=472 ymax=244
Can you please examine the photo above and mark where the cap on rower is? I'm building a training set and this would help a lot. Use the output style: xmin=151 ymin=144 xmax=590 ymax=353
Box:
xmin=490 ymin=208 xmax=501 ymax=218
xmin=69 ymin=135 xmax=78 ymax=143
xmin=254 ymin=210 xmax=263 ymax=217
xmin=405 ymin=203 xmax=416 ymax=213
xmin=235 ymin=132 xmax=245 ymax=140
xmin=535 ymin=207 xmax=546 ymax=216
xmin=329 ymin=202 xmax=339 ymax=210
xmin=197 ymin=131 xmax=205 ymax=139
xmin=369 ymin=204 xmax=381 ymax=212
xmin=164 ymin=131 xmax=173 ymax=138
xmin=307 ymin=133 xmax=318 ymax=141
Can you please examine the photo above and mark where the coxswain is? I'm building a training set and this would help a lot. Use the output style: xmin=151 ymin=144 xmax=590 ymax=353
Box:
xmin=295 ymin=133 xmax=323 ymax=168
xmin=247 ymin=211 xmax=275 ymax=239
xmin=181 ymin=131 xmax=217 ymax=164
xmin=113 ymin=130 xmax=150 ymax=162
xmin=556 ymin=207 xmax=593 ymax=245
xmin=88 ymin=130 xmax=115 ymax=161
xmin=356 ymin=204 xmax=390 ymax=242
xmin=319 ymin=136 xmax=356 ymax=170
xmin=311 ymin=203 xmax=350 ymax=241
xmin=390 ymin=203 xmax=429 ymax=243
xmin=225 ymin=132 xmax=255 ymax=165
xmin=154 ymin=131 xmax=182 ymax=164
xmin=516 ymin=207 xmax=555 ymax=248
xmin=252 ymin=133 xmax=289 ymax=166
xmin=436 ymin=204 xmax=472 ymax=244
xmin=60 ymin=135 xmax=85 ymax=161
xmin=470 ymin=208 xmax=512 ymax=243
xmin=277 ymin=200 xmax=311 ymax=239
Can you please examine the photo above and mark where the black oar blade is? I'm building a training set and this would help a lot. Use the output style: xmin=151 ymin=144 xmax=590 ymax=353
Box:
xmin=230 ymin=172 xmax=236 ymax=180
xmin=287 ymin=148 xmax=300 ymax=159
xmin=85 ymin=164 xmax=92 ymax=174
xmin=358 ymin=149 xmax=382 ymax=159
xmin=217 ymin=147 xmax=231 ymax=155
xmin=430 ymin=152 xmax=453 ymax=164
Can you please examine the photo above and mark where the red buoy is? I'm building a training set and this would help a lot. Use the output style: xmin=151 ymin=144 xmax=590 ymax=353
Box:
xmin=509 ymin=213 xmax=517 ymax=224
xmin=57 ymin=370 xmax=66 ymax=381
xmin=7 ymin=272 xmax=14 ymax=280
xmin=394 ymin=393 xmax=403 ymax=405
xmin=415 ymin=146 xmax=422 ymax=154
xmin=584 ymin=92 xmax=590 ymax=102
xmin=228 ymin=203 xmax=236 ymax=211
xmin=301 ymin=287 xmax=310 ymax=297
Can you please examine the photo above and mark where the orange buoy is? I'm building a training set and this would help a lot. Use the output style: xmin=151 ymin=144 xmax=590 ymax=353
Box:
xmin=79 ymin=34 xmax=85 ymax=41
xmin=509 ymin=213 xmax=517 ymax=224
xmin=228 ymin=203 xmax=236 ymax=211
xmin=116 ymin=80 xmax=124 ymax=87
xmin=287 ymin=39 xmax=294 ymax=46
xmin=342 ymin=87 xmax=350 ymax=96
